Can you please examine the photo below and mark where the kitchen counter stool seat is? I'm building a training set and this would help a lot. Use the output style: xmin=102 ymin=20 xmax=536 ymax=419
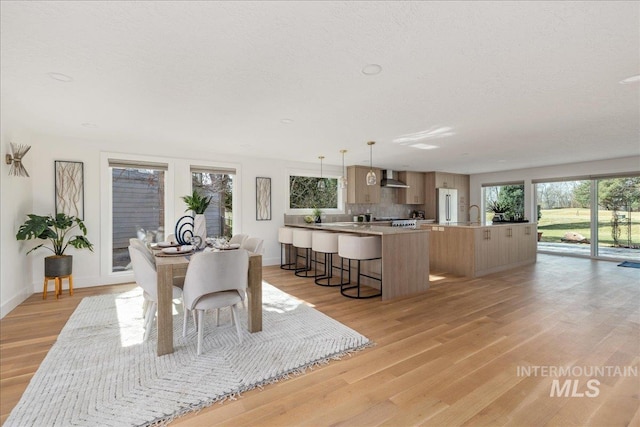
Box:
xmin=292 ymin=229 xmax=321 ymax=278
xmin=338 ymin=235 xmax=382 ymax=299
xmin=278 ymin=227 xmax=296 ymax=270
xmin=312 ymin=231 xmax=349 ymax=287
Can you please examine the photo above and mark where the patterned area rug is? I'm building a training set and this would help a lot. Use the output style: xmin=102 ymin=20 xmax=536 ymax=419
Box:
xmin=5 ymin=283 xmax=371 ymax=426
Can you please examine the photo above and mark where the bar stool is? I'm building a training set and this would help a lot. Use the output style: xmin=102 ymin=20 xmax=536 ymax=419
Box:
xmin=338 ymin=235 xmax=382 ymax=299
xmin=292 ymin=229 xmax=321 ymax=278
xmin=278 ymin=227 xmax=296 ymax=270
xmin=43 ymin=274 xmax=73 ymax=299
xmin=312 ymin=231 xmax=349 ymax=287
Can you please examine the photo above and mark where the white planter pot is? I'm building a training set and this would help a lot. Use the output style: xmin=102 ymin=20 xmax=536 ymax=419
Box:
xmin=193 ymin=214 xmax=207 ymax=249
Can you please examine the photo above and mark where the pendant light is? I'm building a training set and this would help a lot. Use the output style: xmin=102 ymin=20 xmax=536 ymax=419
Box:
xmin=338 ymin=149 xmax=347 ymax=189
xmin=317 ymin=156 xmax=326 ymax=190
xmin=366 ymin=141 xmax=377 ymax=186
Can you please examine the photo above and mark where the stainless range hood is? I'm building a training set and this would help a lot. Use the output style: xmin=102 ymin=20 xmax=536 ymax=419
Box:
xmin=381 ymin=170 xmax=409 ymax=188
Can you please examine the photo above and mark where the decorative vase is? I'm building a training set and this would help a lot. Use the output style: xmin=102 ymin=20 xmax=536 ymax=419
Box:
xmin=193 ymin=214 xmax=207 ymax=249
xmin=44 ymin=255 xmax=73 ymax=277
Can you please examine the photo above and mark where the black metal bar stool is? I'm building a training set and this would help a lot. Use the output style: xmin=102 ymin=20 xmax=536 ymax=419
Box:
xmin=338 ymin=234 xmax=382 ymax=299
xmin=278 ymin=227 xmax=296 ymax=270
xmin=311 ymin=231 xmax=349 ymax=287
xmin=292 ymin=229 xmax=321 ymax=278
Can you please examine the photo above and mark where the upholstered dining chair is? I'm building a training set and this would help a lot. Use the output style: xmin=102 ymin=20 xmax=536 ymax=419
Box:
xmin=128 ymin=245 xmax=183 ymax=341
xmin=240 ymin=237 xmax=264 ymax=254
xmin=182 ymin=249 xmax=249 ymax=355
xmin=228 ymin=234 xmax=249 ymax=246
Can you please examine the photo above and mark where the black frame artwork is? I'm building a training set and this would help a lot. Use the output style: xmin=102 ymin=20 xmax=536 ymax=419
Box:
xmin=55 ymin=160 xmax=85 ymax=219
xmin=256 ymin=177 xmax=271 ymax=221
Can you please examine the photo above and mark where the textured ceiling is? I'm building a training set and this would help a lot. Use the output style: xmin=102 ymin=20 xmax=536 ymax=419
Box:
xmin=1 ymin=1 xmax=639 ymax=173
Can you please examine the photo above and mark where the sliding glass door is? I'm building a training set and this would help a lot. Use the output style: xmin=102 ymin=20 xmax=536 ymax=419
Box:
xmin=535 ymin=175 xmax=639 ymax=261
xmin=596 ymin=177 xmax=640 ymax=260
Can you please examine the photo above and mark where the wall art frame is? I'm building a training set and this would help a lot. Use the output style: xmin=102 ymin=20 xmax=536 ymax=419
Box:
xmin=55 ymin=160 xmax=85 ymax=219
xmin=256 ymin=177 xmax=271 ymax=221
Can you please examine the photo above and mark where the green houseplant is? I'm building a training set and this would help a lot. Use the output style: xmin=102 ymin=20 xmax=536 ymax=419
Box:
xmin=487 ymin=201 xmax=510 ymax=223
xmin=16 ymin=213 xmax=93 ymax=277
xmin=181 ymin=190 xmax=212 ymax=248
xmin=181 ymin=190 xmax=212 ymax=214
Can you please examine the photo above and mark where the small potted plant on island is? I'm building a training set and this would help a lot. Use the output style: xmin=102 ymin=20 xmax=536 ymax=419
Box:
xmin=16 ymin=213 xmax=93 ymax=278
xmin=181 ymin=190 xmax=211 ymax=248
xmin=487 ymin=201 xmax=510 ymax=223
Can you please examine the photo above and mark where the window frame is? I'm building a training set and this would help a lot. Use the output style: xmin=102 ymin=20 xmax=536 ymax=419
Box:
xmin=285 ymin=168 xmax=344 ymax=215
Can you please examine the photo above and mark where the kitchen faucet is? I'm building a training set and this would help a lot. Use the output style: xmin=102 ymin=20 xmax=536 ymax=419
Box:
xmin=469 ymin=204 xmax=481 ymax=224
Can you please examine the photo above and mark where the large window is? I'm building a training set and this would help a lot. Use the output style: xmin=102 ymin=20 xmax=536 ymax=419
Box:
xmin=534 ymin=175 xmax=639 ymax=261
xmin=191 ymin=168 xmax=234 ymax=240
xmin=483 ymin=183 xmax=525 ymax=223
xmin=289 ymin=175 xmax=339 ymax=210
xmin=110 ymin=160 xmax=168 ymax=272
xmin=535 ymin=180 xmax=591 ymax=255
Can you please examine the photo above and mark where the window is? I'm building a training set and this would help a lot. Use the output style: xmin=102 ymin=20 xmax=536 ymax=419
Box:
xmin=109 ymin=160 xmax=168 ymax=272
xmin=289 ymin=175 xmax=339 ymax=210
xmin=191 ymin=168 xmax=234 ymax=240
xmin=534 ymin=175 xmax=639 ymax=261
xmin=482 ymin=182 xmax=525 ymax=223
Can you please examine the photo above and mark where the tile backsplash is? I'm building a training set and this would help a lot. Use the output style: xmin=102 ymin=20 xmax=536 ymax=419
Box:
xmin=285 ymin=188 xmax=428 ymax=224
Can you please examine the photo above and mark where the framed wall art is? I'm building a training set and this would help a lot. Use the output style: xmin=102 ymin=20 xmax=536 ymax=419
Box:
xmin=256 ymin=177 xmax=271 ymax=221
xmin=55 ymin=160 xmax=84 ymax=219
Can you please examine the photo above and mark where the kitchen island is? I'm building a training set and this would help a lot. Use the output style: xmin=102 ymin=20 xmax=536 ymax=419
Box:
xmin=286 ymin=223 xmax=430 ymax=300
xmin=424 ymin=222 xmax=537 ymax=277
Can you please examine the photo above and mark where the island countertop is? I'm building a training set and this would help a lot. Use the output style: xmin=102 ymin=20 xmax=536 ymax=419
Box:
xmin=426 ymin=221 xmax=532 ymax=229
xmin=286 ymin=222 xmax=429 ymax=236
xmin=285 ymin=222 xmax=430 ymax=300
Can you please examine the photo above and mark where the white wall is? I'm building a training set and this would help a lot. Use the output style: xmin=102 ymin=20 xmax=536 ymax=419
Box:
xmin=0 ymin=127 xmax=34 ymax=317
xmin=1 ymin=131 xmax=342 ymax=317
xmin=470 ymin=156 xmax=640 ymax=220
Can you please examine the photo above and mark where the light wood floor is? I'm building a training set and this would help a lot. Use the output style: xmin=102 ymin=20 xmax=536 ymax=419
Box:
xmin=1 ymin=254 xmax=639 ymax=426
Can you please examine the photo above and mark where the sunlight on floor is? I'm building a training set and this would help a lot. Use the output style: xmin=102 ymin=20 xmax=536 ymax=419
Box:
xmin=261 ymin=280 xmax=315 ymax=311
xmin=429 ymin=274 xmax=447 ymax=282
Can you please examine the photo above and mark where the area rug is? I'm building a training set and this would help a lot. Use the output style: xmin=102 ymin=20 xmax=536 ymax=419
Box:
xmin=5 ymin=283 xmax=371 ymax=426
xmin=618 ymin=261 xmax=640 ymax=269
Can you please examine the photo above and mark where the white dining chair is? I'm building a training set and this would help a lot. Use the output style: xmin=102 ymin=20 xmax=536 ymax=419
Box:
xmin=128 ymin=245 xmax=183 ymax=341
xmin=229 ymin=234 xmax=249 ymax=246
xmin=182 ymin=249 xmax=249 ymax=354
xmin=240 ymin=237 xmax=264 ymax=254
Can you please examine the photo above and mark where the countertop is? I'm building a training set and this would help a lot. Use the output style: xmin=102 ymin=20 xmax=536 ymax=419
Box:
xmin=425 ymin=221 xmax=534 ymax=229
xmin=286 ymin=222 xmax=430 ymax=236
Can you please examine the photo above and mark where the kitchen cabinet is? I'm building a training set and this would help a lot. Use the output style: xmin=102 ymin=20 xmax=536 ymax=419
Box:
xmin=347 ymin=166 xmax=382 ymax=204
xmin=425 ymin=223 xmax=537 ymax=277
xmin=397 ymin=171 xmax=425 ymax=204
xmin=424 ymin=172 xmax=469 ymax=221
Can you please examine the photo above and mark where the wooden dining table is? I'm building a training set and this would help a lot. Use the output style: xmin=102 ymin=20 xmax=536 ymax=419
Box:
xmin=154 ymin=251 xmax=262 ymax=356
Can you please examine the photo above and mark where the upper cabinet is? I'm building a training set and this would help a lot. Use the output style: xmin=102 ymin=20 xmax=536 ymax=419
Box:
xmin=397 ymin=171 xmax=425 ymax=204
xmin=347 ymin=166 xmax=382 ymax=204
xmin=424 ymin=172 xmax=470 ymax=221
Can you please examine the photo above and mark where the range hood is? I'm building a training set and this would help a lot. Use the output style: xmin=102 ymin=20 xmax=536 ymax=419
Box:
xmin=381 ymin=170 xmax=409 ymax=188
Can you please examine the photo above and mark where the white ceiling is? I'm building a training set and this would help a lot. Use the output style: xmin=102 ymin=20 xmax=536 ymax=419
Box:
xmin=1 ymin=1 xmax=639 ymax=174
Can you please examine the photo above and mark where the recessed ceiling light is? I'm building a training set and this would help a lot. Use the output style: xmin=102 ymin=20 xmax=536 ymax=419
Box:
xmin=361 ymin=64 xmax=382 ymax=75
xmin=280 ymin=118 xmax=293 ymax=124
xmin=619 ymin=74 xmax=640 ymax=84
xmin=47 ymin=72 xmax=74 ymax=82
xmin=81 ymin=122 xmax=98 ymax=128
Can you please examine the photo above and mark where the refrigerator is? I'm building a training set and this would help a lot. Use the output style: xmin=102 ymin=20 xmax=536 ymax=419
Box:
xmin=437 ymin=188 xmax=458 ymax=223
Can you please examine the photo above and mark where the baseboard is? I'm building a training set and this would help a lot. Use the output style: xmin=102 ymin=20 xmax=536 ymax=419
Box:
xmin=1 ymin=289 xmax=31 ymax=318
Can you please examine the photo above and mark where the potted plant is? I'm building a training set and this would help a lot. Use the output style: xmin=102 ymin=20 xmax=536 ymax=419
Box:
xmin=16 ymin=213 xmax=93 ymax=277
xmin=487 ymin=201 xmax=509 ymax=223
xmin=181 ymin=190 xmax=211 ymax=248
xmin=537 ymin=204 xmax=543 ymax=241
xmin=312 ymin=207 xmax=323 ymax=224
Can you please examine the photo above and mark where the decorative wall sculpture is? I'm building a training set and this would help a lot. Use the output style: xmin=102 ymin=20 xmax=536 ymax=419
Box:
xmin=55 ymin=161 xmax=84 ymax=219
xmin=256 ymin=177 xmax=271 ymax=221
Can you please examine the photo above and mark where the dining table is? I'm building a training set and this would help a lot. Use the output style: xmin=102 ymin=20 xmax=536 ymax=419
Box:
xmin=154 ymin=250 xmax=262 ymax=356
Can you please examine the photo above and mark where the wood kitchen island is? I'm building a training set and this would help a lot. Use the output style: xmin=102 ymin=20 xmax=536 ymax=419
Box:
xmin=424 ymin=222 xmax=537 ymax=277
xmin=286 ymin=223 xmax=430 ymax=300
